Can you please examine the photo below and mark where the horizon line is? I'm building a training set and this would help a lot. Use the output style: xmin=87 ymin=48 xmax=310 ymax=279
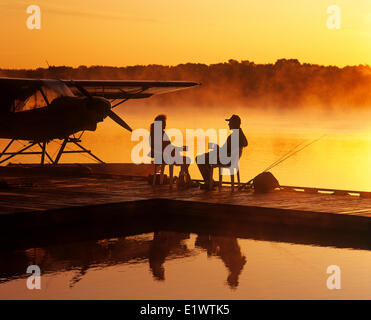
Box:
xmin=1 ymin=58 xmax=371 ymax=71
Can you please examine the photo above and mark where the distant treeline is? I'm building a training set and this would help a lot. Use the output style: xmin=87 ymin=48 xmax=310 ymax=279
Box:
xmin=1 ymin=59 xmax=371 ymax=109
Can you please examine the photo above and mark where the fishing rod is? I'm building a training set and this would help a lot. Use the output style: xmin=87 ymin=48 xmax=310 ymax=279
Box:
xmin=239 ymin=134 xmax=326 ymax=190
xmin=259 ymin=140 xmax=308 ymax=173
xmin=265 ymin=134 xmax=326 ymax=172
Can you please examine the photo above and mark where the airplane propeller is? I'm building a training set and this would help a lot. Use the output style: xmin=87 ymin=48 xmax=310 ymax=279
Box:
xmin=107 ymin=110 xmax=133 ymax=132
xmin=73 ymin=81 xmax=133 ymax=132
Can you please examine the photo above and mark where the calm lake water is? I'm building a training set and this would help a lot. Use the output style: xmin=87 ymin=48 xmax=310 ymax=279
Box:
xmin=0 ymin=230 xmax=370 ymax=299
xmin=0 ymin=106 xmax=370 ymax=299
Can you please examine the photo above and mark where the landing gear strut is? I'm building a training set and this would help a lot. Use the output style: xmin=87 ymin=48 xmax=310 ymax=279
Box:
xmin=54 ymin=137 xmax=104 ymax=164
xmin=0 ymin=137 xmax=105 ymax=165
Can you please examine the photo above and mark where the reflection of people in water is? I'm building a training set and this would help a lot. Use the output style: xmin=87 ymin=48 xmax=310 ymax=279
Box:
xmin=149 ymin=231 xmax=190 ymax=281
xmin=195 ymin=235 xmax=246 ymax=288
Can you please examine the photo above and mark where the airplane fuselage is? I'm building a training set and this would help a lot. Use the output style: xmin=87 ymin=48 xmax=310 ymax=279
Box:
xmin=0 ymin=96 xmax=111 ymax=142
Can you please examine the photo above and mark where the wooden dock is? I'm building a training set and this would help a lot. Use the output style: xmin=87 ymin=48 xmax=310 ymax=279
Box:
xmin=0 ymin=169 xmax=370 ymax=230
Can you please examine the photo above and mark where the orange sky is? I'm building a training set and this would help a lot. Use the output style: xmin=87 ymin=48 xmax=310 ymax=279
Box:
xmin=1 ymin=0 xmax=371 ymax=68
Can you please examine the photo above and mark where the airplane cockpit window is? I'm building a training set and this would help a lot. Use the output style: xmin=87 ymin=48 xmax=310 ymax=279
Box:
xmin=12 ymin=86 xmax=41 ymax=112
xmin=12 ymin=80 xmax=74 ymax=112
xmin=42 ymin=80 xmax=74 ymax=103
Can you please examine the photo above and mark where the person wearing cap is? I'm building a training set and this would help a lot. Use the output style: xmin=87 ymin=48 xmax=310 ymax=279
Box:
xmin=195 ymin=114 xmax=248 ymax=189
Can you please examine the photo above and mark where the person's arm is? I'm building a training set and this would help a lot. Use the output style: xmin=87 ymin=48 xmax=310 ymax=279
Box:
xmin=208 ymin=142 xmax=220 ymax=151
xmin=224 ymin=130 xmax=247 ymax=157
xmin=219 ymin=135 xmax=232 ymax=157
xmin=240 ymin=130 xmax=248 ymax=147
xmin=162 ymin=132 xmax=171 ymax=150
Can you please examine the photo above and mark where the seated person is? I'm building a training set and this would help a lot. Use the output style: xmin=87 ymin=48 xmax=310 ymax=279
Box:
xmin=196 ymin=114 xmax=247 ymax=189
xmin=149 ymin=114 xmax=191 ymax=185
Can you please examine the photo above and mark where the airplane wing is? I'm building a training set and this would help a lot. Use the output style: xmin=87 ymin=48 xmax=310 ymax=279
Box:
xmin=0 ymin=78 xmax=200 ymax=113
xmin=63 ymin=80 xmax=200 ymax=100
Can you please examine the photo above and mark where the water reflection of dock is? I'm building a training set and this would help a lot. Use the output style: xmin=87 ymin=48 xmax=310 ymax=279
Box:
xmin=0 ymin=231 xmax=246 ymax=290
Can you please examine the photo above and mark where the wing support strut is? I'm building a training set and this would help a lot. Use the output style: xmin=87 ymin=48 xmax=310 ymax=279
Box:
xmin=111 ymin=87 xmax=148 ymax=109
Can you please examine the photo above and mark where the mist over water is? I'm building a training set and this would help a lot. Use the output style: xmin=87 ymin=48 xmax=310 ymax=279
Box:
xmin=0 ymin=98 xmax=370 ymax=191
xmin=79 ymin=103 xmax=370 ymax=191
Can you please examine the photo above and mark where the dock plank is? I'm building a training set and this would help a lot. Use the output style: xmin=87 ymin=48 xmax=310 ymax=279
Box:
xmin=0 ymin=176 xmax=370 ymax=218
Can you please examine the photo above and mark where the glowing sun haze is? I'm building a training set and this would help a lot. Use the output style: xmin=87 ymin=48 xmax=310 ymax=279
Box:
xmin=1 ymin=0 xmax=371 ymax=68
